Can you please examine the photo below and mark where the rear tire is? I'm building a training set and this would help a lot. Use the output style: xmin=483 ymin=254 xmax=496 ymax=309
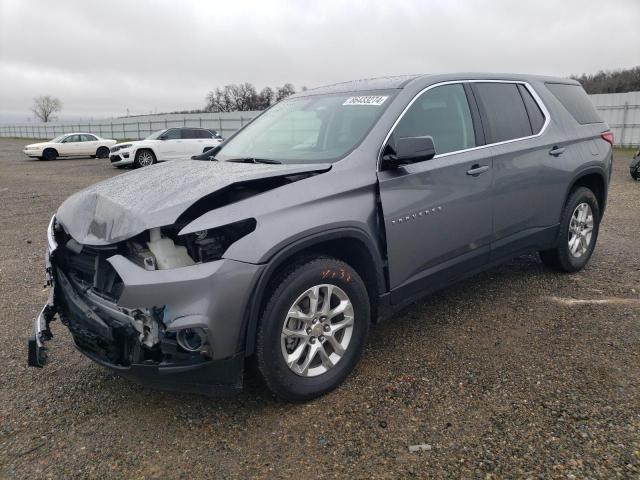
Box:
xmin=42 ymin=148 xmax=57 ymax=161
xmin=133 ymin=149 xmax=156 ymax=168
xmin=96 ymin=147 xmax=110 ymax=159
xmin=539 ymin=187 xmax=600 ymax=272
xmin=256 ymin=257 xmax=370 ymax=402
xmin=632 ymin=167 xmax=640 ymax=181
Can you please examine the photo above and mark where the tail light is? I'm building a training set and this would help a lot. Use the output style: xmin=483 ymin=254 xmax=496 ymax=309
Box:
xmin=601 ymin=130 xmax=614 ymax=146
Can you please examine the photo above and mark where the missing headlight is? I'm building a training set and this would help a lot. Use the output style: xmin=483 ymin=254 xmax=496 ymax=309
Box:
xmin=169 ymin=218 xmax=256 ymax=264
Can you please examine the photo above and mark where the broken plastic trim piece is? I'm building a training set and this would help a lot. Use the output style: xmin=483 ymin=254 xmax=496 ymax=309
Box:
xmin=28 ymin=298 xmax=56 ymax=368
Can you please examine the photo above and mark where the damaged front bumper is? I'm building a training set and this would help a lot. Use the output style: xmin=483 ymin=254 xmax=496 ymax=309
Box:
xmin=28 ymin=216 xmax=263 ymax=396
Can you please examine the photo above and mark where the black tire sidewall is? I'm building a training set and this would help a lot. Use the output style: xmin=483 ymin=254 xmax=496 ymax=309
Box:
xmin=556 ymin=187 xmax=600 ymax=272
xmin=257 ymin=258 xmax=370 ymax=401
xmin=96 ymin=147 xmax=109 ymax=159
xmin=43 ymin=149 xmax=56 ymax=161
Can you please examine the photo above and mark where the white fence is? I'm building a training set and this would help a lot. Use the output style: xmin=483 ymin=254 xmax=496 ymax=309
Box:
xmin=0 ymin=111 xmax=262 ymax=141
xmin=1 ymin=92 xmax=640 ymax=147
xmin=590 ymin=91 xmax=640 ymax=148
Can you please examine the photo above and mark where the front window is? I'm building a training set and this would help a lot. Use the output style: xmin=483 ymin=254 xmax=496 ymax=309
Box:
xmin=393 ymin=83 xmax=476 ymax=155
xmin=215 ymin=90 xmax=397 ymax=164
xmin=145 ymin=129 xmax=167 ymax=140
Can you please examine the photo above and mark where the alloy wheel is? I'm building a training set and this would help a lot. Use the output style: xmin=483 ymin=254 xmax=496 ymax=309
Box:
xmin=280 ymin=284 xmax=354 ymax=377
xmin=138 ymin=151 xmax=154 ymax=167
xmin=568 ymin=202 xmax=594 ymax=258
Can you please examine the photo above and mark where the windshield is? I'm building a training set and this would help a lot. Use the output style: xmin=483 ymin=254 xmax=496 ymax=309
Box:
xmin=50 ymin=135 xmax=66 ymax=143
xmin=145 ymin=129 xmax=167 ymax=140
xmin=215 ymin=90 xmax=397 ymax=164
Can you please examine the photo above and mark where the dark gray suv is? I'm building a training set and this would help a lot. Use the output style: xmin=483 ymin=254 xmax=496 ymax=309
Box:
xmin=29 ymin=74 xmax=613 ymax=401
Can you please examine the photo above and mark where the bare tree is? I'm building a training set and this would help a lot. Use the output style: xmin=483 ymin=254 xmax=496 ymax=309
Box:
xmin=276 ymin=83 xmax=296 ymax=102
xmin=31 ymin=95 xmax=62 ymax=123
xmin=205 ymin=82 xmax=299 ymax=112
xmin=571 ymin=66 xmax=640 ymax=94
xmin=256 ymin=86 xmax=275 ymax=110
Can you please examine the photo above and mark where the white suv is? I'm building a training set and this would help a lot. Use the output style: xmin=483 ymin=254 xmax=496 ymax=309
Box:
xmin=109 ymin=127 xmax=223 ymax=168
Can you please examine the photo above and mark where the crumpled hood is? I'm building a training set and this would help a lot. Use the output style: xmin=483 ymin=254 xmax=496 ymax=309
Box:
xmin=56 ymin=160 xmax=330 ymax=245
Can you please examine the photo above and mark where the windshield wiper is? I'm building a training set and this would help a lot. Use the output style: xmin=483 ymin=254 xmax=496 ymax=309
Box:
xmin=226 ymin=157 xmax=282 ymax=164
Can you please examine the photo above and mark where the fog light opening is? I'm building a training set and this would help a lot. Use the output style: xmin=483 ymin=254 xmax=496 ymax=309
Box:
xmin=176 ymin=327 xmax=207 ymax=353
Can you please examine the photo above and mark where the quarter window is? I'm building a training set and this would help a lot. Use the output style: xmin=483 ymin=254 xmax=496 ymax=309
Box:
xmin=545 ymin=83 xmax=602 ymax=125
xmin=393 ymin=84 xmax=476 ymax=155
xmin=473 ymin=83 xmax=533 ymax=143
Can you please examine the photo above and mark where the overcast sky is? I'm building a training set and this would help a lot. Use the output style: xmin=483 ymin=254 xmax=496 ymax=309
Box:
xmin=1 ymin=0 xmax=638 ymax=121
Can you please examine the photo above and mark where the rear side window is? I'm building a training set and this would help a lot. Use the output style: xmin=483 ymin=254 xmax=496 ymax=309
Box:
xmin=394 ymin=83 xmax=476 ymax=155
xmin=473 ymin=83 xmax=532 ymax=143
xmin=545 ymin=83 xmax=602 ymax=124
xmin=517 ymin=85 xmax=545 ymax=134
xmin=181 ymin=129 xmax=199 ymax=139
xmin=196 ymin=129 xmax=212 ymax=138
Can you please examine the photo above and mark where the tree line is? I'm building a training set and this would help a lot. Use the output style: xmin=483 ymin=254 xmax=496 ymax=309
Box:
xmin=204 ymin=83 xmax=306 ymax=112
xmin=571 ymin=66 xmax=640 ymax=94
xmin=30 ymin=67 xmax=640 ymax=123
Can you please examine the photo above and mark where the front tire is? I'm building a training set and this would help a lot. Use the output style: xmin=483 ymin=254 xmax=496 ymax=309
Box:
xmin=42 ymin=148 xmax=57 ymax=161
xmin=540 ymin=186 xmax=600 ymax=272
xmin=256 ymin=257 xmax=370 ymax=402
xmin=133 ymin=149 xmax=156 ymax=168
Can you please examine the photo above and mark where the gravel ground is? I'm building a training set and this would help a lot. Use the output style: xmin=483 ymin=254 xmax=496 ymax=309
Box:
xmin=0 ymin=138 xmax=639 ymax=479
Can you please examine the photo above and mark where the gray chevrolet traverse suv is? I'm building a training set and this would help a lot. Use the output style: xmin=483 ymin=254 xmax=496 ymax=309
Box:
xmin=29 ymin=74 xmax=613 ymax=402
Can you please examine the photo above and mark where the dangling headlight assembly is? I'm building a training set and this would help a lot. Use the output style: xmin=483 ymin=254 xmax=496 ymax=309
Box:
xmin=180 ymin=218 xmax=257 ymax=263
xmin=125 ymin=218 xmax=257 ymax=271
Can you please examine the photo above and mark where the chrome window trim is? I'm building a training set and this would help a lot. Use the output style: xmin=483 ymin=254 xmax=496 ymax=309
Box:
xmin=377 ymin=79 xmax=551 ymax=170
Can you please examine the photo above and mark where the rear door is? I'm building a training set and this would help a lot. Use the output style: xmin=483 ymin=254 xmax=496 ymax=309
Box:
xmin=181 ymin=128 xmax=205 ymax=156
xmin=377 ymin=82 xmax=494 ymax=300
xmin=470 ymin=81 xmax=564 ymax=260
xmin=80 ymin=134 xmax=99 ymax=155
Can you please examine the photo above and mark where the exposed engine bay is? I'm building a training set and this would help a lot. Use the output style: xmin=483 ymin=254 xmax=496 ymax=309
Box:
xmin=48 ymin=168 xmax=322 ymax=368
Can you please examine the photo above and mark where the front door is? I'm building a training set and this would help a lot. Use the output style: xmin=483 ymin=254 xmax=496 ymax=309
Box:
xmin=59 ymin=134 xmax=84 ymax=156
xmin=154 ymin=128 xmax=184 ymax=160
xmin=377 ymin=83 xmax=494 ymax=301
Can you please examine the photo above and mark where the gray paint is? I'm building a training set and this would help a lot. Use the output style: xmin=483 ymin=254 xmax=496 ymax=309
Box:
xmin=56 ymin=159 xmax=330 ymax=245
xmin=40 ymin=72 xmax=612 ymax=387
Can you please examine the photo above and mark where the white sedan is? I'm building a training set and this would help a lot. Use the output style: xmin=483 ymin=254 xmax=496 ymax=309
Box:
xmin=22 ymin=133 xmax=117 ymax=161
xmin=109 ymin=127 xmax=223 ymax=168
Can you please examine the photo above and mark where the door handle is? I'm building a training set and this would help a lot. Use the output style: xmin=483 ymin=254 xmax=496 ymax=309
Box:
xmin=549 ymin=146 xmax=565 ymax=156
xmin=466 ymin=164 xmax=489 ymax=176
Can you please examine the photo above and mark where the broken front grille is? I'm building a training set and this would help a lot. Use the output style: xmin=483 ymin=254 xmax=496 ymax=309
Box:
xmin=57 ymin=243 xmax=124 ymax=302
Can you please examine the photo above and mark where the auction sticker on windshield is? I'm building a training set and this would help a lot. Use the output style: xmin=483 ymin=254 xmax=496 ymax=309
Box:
xmin=343 ymin=96 xmax=388 ymax=106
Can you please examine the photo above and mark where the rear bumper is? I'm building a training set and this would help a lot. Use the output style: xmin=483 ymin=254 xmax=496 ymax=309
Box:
xmin=28 ymin=217 xmax=264 ymax=396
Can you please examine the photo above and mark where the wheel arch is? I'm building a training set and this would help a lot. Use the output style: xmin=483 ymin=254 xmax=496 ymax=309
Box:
xmin=242 ymin=228 xmax=386 ymax=356
xmin=565 ymin=167 xmax=607 ymax=217
xmin=42 ymin=147 xmax=58 ymax=158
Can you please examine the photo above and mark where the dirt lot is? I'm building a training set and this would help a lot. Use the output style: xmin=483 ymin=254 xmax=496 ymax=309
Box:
xmin=0 ymin=138 xmax=638 ymax=479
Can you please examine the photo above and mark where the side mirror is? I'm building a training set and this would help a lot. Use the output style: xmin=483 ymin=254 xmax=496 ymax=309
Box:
xmin=382 ymin=136 xmax=436 ymax=169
